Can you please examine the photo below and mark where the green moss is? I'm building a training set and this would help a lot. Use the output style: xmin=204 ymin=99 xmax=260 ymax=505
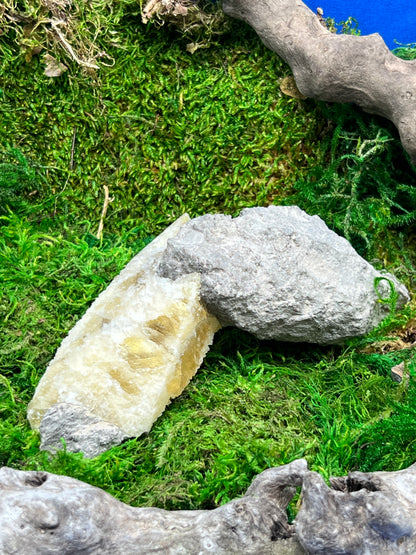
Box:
xmin=1 ymin=9 xmax=416 ymax=513
xmin=0 ymin=19 xmax=329 ymax=236
xmin=352 ymin=358 xmax=416 ymax=472
xmin=285 ymin=103 xmax=416 ymax=258
xmin=393 ymin=43 xmax=416 ymax=60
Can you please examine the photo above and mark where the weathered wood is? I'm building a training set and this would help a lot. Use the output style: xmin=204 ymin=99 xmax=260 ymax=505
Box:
xmin=0 ymin=460 xmax=307 ymax=554
xmin=222 ymin=0 xmax=416 ymax=164
xmin=3 ymin=458 xmax=416 ymax=553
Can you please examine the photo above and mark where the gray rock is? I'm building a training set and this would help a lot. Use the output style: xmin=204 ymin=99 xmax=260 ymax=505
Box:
xmin=39 ymin=402 xmax=128 ymax=458
xmin=158 ymin=206 xmax=409 ymax=344
xmin=0 ymin=459 xmax=307 ymax=554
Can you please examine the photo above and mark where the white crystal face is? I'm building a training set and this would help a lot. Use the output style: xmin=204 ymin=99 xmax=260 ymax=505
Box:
xmin=28 ymin=214 xmax=220 ymax=437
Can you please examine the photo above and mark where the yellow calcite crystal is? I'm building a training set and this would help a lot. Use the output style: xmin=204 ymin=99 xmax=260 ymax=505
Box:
xmin=27 ymin=215 xmax=221 ymax=437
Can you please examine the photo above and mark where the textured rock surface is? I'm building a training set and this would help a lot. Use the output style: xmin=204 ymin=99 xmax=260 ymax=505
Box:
xmin=3 ymin=459 xmax=416 ymax=554
xmin=39 ymin=403 xmax=128 ymax=458
xmin=0 ymin=460 xmax=307 ymax=555
xmin=158 ymin=206 xmax=409 ymax=344
xmin=28 ymin=214 xmax=220 ymax=442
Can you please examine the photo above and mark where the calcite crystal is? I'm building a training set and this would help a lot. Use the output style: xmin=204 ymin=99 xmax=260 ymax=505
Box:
xmin=28 ymin=215 xmax=220 ymax=439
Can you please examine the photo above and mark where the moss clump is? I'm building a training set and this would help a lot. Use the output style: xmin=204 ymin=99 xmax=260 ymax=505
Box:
xmin=285 ymin=102 xmax=416 ymax=258
xmin=0 ymin=0 xmax=140 ymax=70
xmin=0 ymin=18 xmax=331 ymax=237
xmin=1 ymin=7 xmax=416 ymax=512
xmin=0 ymin=147 xmax=42 ymax=215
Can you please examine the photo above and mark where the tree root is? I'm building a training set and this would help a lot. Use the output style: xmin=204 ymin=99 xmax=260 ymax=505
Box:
xmin=222 ymin=0 xmax=416 ymax=164
xmin=3 ymin=458 xmax=416 ymax=553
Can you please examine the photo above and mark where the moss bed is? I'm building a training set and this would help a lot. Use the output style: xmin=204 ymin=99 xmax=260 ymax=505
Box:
xmin=1 ymin=3 xmax=416 ymax=512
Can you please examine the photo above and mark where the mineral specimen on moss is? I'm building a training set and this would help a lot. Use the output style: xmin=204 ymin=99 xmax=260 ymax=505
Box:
xmin=39 ymin=403 xmax=129 ymax=459
xmin=158 ymin=206 xmax=410 ymax=344
xmin=27 ymin=214 xmax=221 ymax=440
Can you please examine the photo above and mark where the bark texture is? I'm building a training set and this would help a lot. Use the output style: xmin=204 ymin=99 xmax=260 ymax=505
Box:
xmin=222 ymin=0 xmax=416 ymax=164
xmin=296 ymin=463 xmax=416 ymax=553
xmin=2 ymin=458 xmax=416 ymax=554
xmin=0 ymin=460 xmax=307 ymax=554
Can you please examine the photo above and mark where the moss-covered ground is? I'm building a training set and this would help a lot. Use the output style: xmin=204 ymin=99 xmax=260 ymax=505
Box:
xmin=1 ymin=5 xmax=416 ymax=512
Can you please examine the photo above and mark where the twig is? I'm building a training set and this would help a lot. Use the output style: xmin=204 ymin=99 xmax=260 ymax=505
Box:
xmin=50 ymin=19 xmax=100 ymax=69
xmin=53 ymin=177 xmax=68 ymax=218
xmin=70 ymin=128 xmax=76 ymax=170
xmin=53 ymin=127 xmax=76 ymax=217
xmin=96 ymin=185 xmax=114 ymax=240
xmin=142 ymin=0 xmax=160 ymax=23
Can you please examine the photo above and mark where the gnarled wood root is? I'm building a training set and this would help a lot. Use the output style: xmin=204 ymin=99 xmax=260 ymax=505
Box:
xmin=3 ymin=458 xmax=416 ymax=553
xmin=222 ymin=0 xmax=416 ymax=164
xmin=0 ymin=459 xmax=307 ymax=554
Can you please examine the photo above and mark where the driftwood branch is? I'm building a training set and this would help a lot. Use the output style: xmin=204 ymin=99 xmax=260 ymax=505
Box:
xmin=222 ymin=0 xmax=416 ymax=164
xmin=0 ymin=459 xmax=307 ymax=554
xmin=2 ymin=458 xmax=416 ymax=553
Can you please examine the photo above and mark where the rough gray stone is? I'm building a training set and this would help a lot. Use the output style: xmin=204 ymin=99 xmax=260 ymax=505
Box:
xmin=158 ymin=206 xmax=409 ymax=344
xmin=39 ymin=402 xmax=128 ymax=458
xmin=0 ymin=459 xmax=307 ymax=555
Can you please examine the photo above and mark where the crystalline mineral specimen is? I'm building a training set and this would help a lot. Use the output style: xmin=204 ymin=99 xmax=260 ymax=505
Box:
xmin=27 ymin=214 xmax=221 ymax=439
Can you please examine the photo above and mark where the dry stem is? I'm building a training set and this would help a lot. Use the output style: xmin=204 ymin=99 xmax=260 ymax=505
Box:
xmin=96 ymin=185 xmax=114 ymax=240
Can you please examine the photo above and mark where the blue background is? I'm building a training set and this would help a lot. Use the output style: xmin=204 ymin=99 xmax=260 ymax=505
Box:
xmin=303 ymin=1 xmax=415 ymax=49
